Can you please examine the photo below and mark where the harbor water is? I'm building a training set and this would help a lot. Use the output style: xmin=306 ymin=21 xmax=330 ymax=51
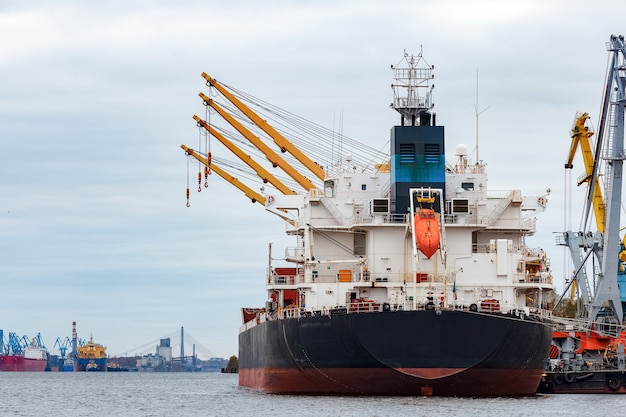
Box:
xmin=1 ymin=372 xmax=624 ymax=416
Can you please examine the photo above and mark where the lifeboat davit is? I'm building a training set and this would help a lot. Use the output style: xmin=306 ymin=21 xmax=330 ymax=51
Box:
xmin=414 ymin=208 xmax=440 ymax=259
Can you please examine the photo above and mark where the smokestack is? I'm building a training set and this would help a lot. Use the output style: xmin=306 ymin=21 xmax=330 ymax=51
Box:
xmin=72 ymin=321 xmax=77 ymax=355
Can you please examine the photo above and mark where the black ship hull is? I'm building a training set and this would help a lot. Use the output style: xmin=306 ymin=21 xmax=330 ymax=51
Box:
xmin=538 ymin=370 xmax=626 ymax=394
xmin=239 ymin=309 xmax=551 ymax=396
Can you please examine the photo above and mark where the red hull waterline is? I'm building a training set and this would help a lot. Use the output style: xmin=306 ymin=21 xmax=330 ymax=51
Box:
xmin=240 ymin=367 xmax=543 ymax=396
xmin=0 ymin=356 xmax=47 ymax=372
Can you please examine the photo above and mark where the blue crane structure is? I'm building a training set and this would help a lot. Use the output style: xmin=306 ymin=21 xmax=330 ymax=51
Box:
xmin=54 ymin=336 xmax=72 ymax=360
xmin=559 ymin=35 xmax=626 ymax=332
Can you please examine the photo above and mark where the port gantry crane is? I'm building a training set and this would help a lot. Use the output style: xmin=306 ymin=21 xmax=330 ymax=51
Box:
xmin=559 ymin=35 xmax=626 ymax=334
xmin=6 ymin=332 xmax=24 ymax=355
xmin=54 ymin=336 xmax=72 ymax=362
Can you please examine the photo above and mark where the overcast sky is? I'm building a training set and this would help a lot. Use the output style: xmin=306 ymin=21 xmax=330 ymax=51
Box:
xmin=1 ymin=0 xmax=625 ymax=359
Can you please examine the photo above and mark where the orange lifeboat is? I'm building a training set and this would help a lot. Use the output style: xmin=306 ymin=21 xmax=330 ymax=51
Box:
xmin=414 ymin=208 xmax=440 ymax=259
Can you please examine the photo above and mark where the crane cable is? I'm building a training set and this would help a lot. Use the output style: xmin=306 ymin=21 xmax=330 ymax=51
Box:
xmin=205 ymin=102 xmax=212 ymax=184
xmin=186 ymin=155 xmax=190 ymax=207
xmin=219 ymin=82 xmax=388 ymax=170
xmin=564 ymin=164 xmax=575 ymax=301
xmin=197 ymin=123 xmax=203 ymax=192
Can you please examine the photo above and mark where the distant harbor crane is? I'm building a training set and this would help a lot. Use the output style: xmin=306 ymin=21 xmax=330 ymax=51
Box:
xmin=54 ymin=337 xmax=72 ymax=360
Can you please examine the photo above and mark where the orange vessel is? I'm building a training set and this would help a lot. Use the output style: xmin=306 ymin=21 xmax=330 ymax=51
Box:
xmin=75 ymin=336 xmax=107 ymax=372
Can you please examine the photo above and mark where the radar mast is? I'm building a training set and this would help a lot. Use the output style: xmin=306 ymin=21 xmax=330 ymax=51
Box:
xmin=390 ymin=47 xmax=435 ymax=126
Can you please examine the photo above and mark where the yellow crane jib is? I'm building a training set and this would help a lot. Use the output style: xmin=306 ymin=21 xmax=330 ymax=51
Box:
xmin=180 ymin=144 xmax=265 ymax=205
xmin=565 ymin=112 xmax=605 ymax=234
xmin=192 ymin=115 xmax=296 ymax=196
xmin=197 ymin=92 xmax=317 ymax=192
xmin=200 ymin=73 xmax=325 ymax=181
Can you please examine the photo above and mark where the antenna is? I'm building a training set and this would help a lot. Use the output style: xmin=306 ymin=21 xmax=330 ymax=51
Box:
xmin=474 ymin=68 xmax=490 ymax=163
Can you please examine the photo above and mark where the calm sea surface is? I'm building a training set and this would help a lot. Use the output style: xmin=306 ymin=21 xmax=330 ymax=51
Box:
xmin=1 ymin=372 xmax=625 ymax=416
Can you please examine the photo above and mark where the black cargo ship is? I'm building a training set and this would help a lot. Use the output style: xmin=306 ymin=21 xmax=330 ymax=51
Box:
xmin=184 ymin=49 xmax=555 ymax=396
xmin=240 ymin=309 xmax=551 ymax=396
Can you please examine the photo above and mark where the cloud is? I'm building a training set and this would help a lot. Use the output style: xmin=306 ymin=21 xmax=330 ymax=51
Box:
xmin=0 ymin=0 xmax=624 ymax=357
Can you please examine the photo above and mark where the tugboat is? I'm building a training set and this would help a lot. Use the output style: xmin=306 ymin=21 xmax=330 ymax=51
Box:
xmin=182 ymin=49 xmax=556 ymax=396
xmin=106 ymin=362 xmax=129 ymax=372
xmin=538 ymin=35 xmax=626 ymax=395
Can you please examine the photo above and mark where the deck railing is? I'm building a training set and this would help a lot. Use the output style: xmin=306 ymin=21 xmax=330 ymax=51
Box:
xmin=245 ymin=301 xmax=551 ymax=325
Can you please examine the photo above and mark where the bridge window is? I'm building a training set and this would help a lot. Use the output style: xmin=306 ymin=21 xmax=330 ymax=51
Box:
xmin=461 ymin=182 xmax=474 ymax=191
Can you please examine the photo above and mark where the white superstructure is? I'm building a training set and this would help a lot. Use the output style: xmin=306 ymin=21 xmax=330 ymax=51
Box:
xmin=264 ymin=148 xmax=553 ymax=319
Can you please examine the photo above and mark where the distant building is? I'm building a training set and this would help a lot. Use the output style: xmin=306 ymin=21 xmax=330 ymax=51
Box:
xmin=157 ymin=338 xmax=172 ymax=362
xmin=137 ymin=337 xmax=227 ymax=372
xmin=138 ymin=338 xmax=172 ymax=371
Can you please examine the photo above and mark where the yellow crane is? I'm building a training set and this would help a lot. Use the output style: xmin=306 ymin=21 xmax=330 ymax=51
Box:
xmin=192 ymin=115 xmax=296 ymax=196
xmin=181 ymin=145 xmax=295 ymax=223
xmin=201 ymin=73 xmax=325 ymax=181
xmin=565 ymin=112 xmax=605 ymax=232
xmin=181 ymin=145 xmax=265 ymax=206
xmin=198 ymin=92 xmax=317 ymax=191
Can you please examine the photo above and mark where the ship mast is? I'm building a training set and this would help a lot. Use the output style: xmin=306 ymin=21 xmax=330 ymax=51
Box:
xmin=474 ymin=69 xmax=490 ymax=164
xmin=390 ymin=47 xmax=435 ymax=126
